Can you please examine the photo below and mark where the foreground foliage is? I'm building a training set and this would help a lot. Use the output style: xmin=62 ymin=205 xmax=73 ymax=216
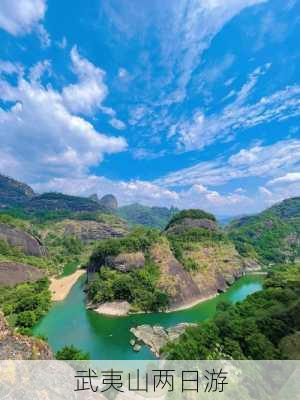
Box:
xmin=163 ymin=264 xmax=300 ymax=359
xmin=0 ymin=278 xmax=51 ymax=334
xmin=87 ymin=228 xmax=169 ymax=311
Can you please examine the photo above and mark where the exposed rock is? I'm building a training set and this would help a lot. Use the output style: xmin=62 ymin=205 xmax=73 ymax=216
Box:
xmin=0 ymin=174 xmax=35 ymax=208
xmin=105 ymin=252 xmax=145 ymax=272
xmin=90 ymin=301 xmax=131 ymax=316
xmin=165 ymin=217 xmax=219 ymax=235
xmin=0 ymin=262 xmax=45 ymax=287
xmin=150 ymin=241 xmax=202 ymax=309
xmin=26 ymin=192 xmax=104 ymax=213
xmin=150 ymin=239 xmax=244 ymax=310
xmin=99 ymin=194 xmax=118 ymax=211
xmin=133 ymin=344 xmax=142 ymax=352
xmin=0 ymin=223 xmax=47 ymax=257
xmin=130 ymin=323 xmax=197 ymax=357
xmin=59 ymin=219 xmax=128 ymax=242
xmin=89 ymin=193 xmax=100 ymax=202
xmin=0 ymin=312 xmax=52 ymax=360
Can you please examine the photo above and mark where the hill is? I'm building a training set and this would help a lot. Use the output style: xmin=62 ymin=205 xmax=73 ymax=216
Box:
xmin=228 ymin=197 xmax=300 ymax=265
xmin=0 ymin=174 xmax=34 ymax=208
xmin=117 ymin=203 xmax=178 ymax=228
xmin=86 ymin=209 xmax=253 ymax=313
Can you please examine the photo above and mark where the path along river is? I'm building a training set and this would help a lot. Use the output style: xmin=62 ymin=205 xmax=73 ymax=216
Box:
xmin=33 ymin=275 xmax=263 ymax=359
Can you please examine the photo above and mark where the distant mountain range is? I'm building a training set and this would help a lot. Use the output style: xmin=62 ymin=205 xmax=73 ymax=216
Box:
xmin=1 ymin=173 xmax=300 ymax=266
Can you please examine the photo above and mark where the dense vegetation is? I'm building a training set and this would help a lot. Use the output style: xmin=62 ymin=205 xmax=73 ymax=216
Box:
xmin=166 ymin=209 xmax=216 ymax=230
xmin=87 ymin=227 xmax=169 ymax=311
xmin=118 ymin=203 xmax=178 ymax=228
xmin=228 ymin=198 xmax=300 ymax=264
xmin=89 ymin=227 xmax=160 ymax=267
xmin=168 ymin=227 xmax=227 ymax=271
xmin=55 ymin=345 xmax=90 ymax=360
xmin=0 ymin=278 xmax=51 ymax=334
xmin=87 ymin=263 xmax=169 ymax=312
xmin=163 ymin=263 xmax=300 ymax=359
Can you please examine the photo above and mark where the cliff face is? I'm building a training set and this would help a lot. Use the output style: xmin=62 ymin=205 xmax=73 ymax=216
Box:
xmin=47 ymin=219 xmax=128 ymax=242
xmin=0 ymin=174 xmax=34 ymax=208
xmin=0 ymin=262 xmax=45 ymax=286
xmin=150 ymin=238 xmax=244 ymax=310
xmin=25 ymin=192 xmax=105 ymax=213
xmin=99 ymin=194 xmax=118 ymax=211
xmin=0 ymin=223 xmax=47 ymax=257
xmin=0 ymin=312 xmax=52 ymax=360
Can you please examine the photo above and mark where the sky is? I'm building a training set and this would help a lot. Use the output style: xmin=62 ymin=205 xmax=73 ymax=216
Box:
xmin=0 ymin=0 xmax=300 ymax=215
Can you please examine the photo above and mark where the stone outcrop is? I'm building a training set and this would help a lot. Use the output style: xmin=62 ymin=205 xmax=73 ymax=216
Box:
xmin=0 ymin=174 xmax=34 ymax=208
xmin=150 ymin=238 xmax=245 ymax=310
xmin=99 ymin=194 xmax=118 ymax=211
xmin=25 ymin=192 xmax=104 ymax=213
xmin=0 ymin=223 xmax=47 ymax=257
xmin=150 ymin=241 xmax=202 ymax=309
xmin=130 ymin=323 xmax=197 ymax=357
xmin=60 ymin=219 xmax=128 ymax=242
xmin=105 ymin=252 xmax=145 ymax=272
xmin=0 ymin=262 xmax=45 ymax=287
xmin=165 ymin=217 xmax=218 ymax=235
xmin=0 ymin=312 xmax=52 ymax=360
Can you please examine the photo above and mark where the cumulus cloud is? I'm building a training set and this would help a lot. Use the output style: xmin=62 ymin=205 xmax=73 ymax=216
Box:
xmin=0 ymin=0 xmax=46 ymax=36
xmin=62 ymin=46 xmax=108 ymax=115
xmin=0 ymin=58 xmax=127 ymax=183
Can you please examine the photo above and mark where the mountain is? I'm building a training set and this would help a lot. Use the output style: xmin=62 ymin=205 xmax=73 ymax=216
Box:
xmin=99 ymin=194 xmax=118 ymax=211
xmin=0 ymin=174 xmax=34 ymax=208
xmin=25 ymin=192 xmax=105 ymax=213
xmin=87 ymin=209 xmax=253 ymax=312
xmin=228 ymin=197 xmax=300 ymax=264
xmin=117 ymin=203 xmax=178 ymax=228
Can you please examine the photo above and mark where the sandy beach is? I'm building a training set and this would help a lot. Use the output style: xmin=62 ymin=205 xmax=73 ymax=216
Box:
xmin=92 ymin=301 xmax=131 ymax=316
xmin=166 ymin=293 xmax=217 ymax=313
xmin=50 ymin=269 xmax=86 ymax=301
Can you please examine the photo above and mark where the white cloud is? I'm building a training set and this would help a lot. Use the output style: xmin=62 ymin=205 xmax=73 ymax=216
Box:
xmin=36 ymin=23 xmax=51 ymax=47
xmin=109 ymin=118 xmax=126 ymax=130
xmin=62 ymin=46 xmax=108 ymax=115
xmin=0 ymin=59 xmax=127 ymax=183
xmin=0 ymin=0 xmax=46 ymax=36
xmin=267 ymin=172 xmax=300 ymax=186
xmin=157 ymin=139 xmax=300 ymax=187
xmin=173 ymin=63 xmax=300 ymax=151
xmin=29 ymin=59 xmax=51 ymax=82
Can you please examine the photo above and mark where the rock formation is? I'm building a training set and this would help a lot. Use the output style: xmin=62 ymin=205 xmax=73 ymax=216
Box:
xmin=105 ymin=252 xmax=145 ymax=272
xmin=0 ymin=262 xmax=45 ymax=286
xmin=0 ymin=223 xmax=47 ymax=257
xmin=99 ymin=194 xmax=118 ymax=211
xmin=0 ymin=312 xmax=52 ymax=360
xmin=130 ymin=323 xmax=197 ymax=357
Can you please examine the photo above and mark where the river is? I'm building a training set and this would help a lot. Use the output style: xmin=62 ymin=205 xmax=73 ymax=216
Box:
xmin=33 ymin=275 xmax=263 ymax=359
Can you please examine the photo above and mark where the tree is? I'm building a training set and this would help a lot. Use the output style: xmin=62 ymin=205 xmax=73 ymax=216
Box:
xmin=55 ymin=345 xmax=90 ymax=360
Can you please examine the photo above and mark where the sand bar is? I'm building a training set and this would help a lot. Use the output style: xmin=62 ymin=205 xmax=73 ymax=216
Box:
xmin=50 ymin=269 xmax=85 ymax=301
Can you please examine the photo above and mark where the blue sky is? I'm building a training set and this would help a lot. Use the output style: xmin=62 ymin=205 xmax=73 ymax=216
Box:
xmin=0 ymin=0 xmax=300 ymax=215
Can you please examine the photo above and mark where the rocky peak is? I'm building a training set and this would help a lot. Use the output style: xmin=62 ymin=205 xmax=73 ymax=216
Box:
xmin=0 ymin=174 xmax=35 ymax=208
xmin=99 ymin=194 xmax=118 ymax=211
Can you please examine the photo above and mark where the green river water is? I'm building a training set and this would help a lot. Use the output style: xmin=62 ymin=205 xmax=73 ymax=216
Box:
xmin=33 ymin=275 xmax=263 ymax=359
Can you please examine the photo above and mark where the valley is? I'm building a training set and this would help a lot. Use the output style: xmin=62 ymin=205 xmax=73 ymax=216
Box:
xmin=0 ymin=174 xmax=299 ymax=360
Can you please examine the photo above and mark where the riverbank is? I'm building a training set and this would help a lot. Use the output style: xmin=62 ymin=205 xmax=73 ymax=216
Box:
xmin=91 ymin=301 xmax=131 ymax=316
xmin=33 ymin=275 xmax=263 ymax=359
xmin=50 ymin=269 xmax=86 ymax=301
